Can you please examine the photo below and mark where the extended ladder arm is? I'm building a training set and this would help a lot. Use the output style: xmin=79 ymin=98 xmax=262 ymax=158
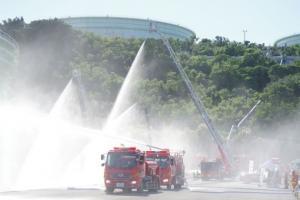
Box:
xmin=150 ymin=27 xmax=232 ymax=171
xmin=227 ymin=100 xmax=261 ymax=141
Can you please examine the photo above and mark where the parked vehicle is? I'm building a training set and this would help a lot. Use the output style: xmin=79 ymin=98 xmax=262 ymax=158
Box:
xmin=101 ymin=147 xmax=160 ymax=193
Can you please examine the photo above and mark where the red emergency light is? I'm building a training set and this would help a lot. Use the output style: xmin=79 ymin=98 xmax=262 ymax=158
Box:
xmin=145 ymin=151 xmax=157 ymax=156
xmin=158 ymin=150 xmax=170 ymax=157
xmin=112 ymin=147 xmax=138 ymax=152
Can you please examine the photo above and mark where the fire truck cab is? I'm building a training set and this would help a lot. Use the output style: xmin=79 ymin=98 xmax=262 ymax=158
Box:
xmin=102 ymin=147 xmax=160 ymax=193
xmin=145 ymin=150 xmax=185 ymax=189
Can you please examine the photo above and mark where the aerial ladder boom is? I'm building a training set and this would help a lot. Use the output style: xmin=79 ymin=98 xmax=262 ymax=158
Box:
xmin=150 ymin=25 xmax=232 ymax=171
xmin=227 ymin=100 xmax=261 ymax=141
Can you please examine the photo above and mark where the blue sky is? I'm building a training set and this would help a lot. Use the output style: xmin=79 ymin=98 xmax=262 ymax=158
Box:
xmin=1 ymin=0 xmax=299 ymax=45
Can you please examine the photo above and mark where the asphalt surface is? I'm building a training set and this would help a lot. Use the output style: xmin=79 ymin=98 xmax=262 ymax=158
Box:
xmin=0 ymin=180 xmax=295 ymax=200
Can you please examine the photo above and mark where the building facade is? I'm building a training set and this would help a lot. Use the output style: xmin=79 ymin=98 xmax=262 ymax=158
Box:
xmin=61 ymin=17 xmax=195 ymax=40
xmin=0 ymin=30 xmax=18 ymax=67
xmin=274 ymin=34 xmax=300 ymax=47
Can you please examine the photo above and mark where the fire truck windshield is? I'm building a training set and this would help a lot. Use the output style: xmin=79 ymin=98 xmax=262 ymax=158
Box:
xmin=146 ymin=156 xmax=156 ymax=161
xmin=106 ymin=152 xmax=138 ymax=169
xmin=156 ymin=157 xmax=170 ymax=168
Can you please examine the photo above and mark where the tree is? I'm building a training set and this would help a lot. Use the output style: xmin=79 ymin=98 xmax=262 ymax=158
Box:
xmin=210 ymin=64 xmax=241 ymax=90
xmin=257 ymin=74 xmax=300 ymax=125
xmin=239 ymin=65 xmax=270 ymax=91
xmin=1 ymin=17 xmax=25 ymax=41
xmin=268 ymin=64 xmax=300 ymax=81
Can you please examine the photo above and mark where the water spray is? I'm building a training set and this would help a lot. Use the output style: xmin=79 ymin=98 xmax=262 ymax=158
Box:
xmin=72 ymin=69 xmax=88 ymax=116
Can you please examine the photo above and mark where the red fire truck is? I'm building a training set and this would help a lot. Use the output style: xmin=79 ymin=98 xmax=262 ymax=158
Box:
xmin=199 ymin=158 xmax=224 ymax=180
xmin=101 ymin=147 xmax=160 ymax=193
xmin=145 ymin=150 xmax=185 ymax=189
xmin=173 ymin=152 xmax=185 ymax=189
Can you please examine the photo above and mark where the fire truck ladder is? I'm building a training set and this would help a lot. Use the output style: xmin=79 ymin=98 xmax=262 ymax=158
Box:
xmin=227 ymin=100 xmax=261 ymax=141
xmin=150 ymin=25 xmax=232 ymax=171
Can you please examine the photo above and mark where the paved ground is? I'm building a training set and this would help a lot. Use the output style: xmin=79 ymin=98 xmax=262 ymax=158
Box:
xmin=0 ymin=180 xmax=296 ymax=200
xmin=188 ymin=179 xmax=290 ymax=193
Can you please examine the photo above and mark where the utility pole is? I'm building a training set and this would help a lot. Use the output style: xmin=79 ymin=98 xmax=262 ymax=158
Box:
xmin=243 ymin=29 xmax=247 ymax=44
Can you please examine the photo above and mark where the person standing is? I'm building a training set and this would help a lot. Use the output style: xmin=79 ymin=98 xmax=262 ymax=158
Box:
xmin=290 ymin=170 xmax=299 ymax=192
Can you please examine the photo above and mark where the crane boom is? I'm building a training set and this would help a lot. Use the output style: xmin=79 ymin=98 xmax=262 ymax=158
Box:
xmin=150 ymin=26 xmax=232 ymax=170
xmin=237 ymin=100 xmax=261 ymax=128
xmin=227 ymin=100 xmax=261 ymax=141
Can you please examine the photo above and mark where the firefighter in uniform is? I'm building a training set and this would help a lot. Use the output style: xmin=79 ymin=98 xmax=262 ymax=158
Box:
xmin=290 ymin=170 xmax=299 ymax=192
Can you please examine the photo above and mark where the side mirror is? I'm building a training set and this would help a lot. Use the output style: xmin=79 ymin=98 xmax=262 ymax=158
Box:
xmin=101 ymin=154 xmax=105 ymax=161
xmin=139 ymin=155 xmax=145 ymax=164
xmin=170 ymin=158 xmax=174 ymax=166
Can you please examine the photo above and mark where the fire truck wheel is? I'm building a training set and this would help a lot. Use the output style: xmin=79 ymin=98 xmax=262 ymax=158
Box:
xmin=123 ymin=188 xmax=131 ymax=193
xmin=176 ymin=184 xmax=182 ymax=189
xmin=149 ymin=188 xmax=158 ymax=193
xmin=105 ymin=187 xmax=114 ymax=194
xmin=167 ymin=184 xmax=171 ymax=190
xmin=137 ymin=186 xmax=143 ymax=193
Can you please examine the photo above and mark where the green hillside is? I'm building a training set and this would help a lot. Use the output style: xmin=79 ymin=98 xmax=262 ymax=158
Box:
xmin=1 ymin=17 xmax=300 ymax=137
